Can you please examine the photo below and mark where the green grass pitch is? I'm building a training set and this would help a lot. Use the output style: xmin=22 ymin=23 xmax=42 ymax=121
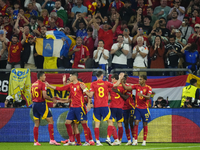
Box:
xmin=1 ymin=143 xmax=200 ymax=150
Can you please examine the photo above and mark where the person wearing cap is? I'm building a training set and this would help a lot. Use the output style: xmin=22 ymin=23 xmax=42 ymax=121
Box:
xmin=188 ymin=24 xmax=200 ymax=53
xmin=21 ymin=35 xmax=37 ymax=69
xmin=0 ymin=30 xmax=8 ymax=69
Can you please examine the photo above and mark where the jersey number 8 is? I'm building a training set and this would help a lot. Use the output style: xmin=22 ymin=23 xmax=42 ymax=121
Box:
xmin=98 ymin=87 xmax=104 ymax=98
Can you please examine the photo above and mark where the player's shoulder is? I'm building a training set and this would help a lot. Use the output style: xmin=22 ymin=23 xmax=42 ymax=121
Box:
xmin=145 ymin=84 xmax=152 ymax=89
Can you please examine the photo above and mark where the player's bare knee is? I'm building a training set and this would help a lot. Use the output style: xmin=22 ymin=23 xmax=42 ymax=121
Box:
xmin=65 ymin=120 xmax=72 ymax=124
xmin=135 ymin=120 xmax=139 ymax=125
xmin=143 ymin=122 xmax=148 ymax=126
xmin=117 ymin=122 xmax=122 ymax=127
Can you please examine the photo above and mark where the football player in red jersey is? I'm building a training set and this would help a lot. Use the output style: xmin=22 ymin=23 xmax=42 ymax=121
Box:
xmin=81 ymin=71 xmax=124 ymax=146
xmin=109 ymin=73 xmax=126 ymax=145
xmin=46 ymin=72 xmax=90 ymax=146
xmin=113 ymin=74 xmax=135 ymax=145
xmin=31 ymin=71 xmax=60 ymax=146
xmin=122 ymin=74 xmax=152 ymax=146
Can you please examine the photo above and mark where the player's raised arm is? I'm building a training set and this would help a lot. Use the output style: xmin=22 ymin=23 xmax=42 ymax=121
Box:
xmin=137 ymin=92 xmax=151 ymax=100
xmin=113 ymin=72 xmax=125 ymax=87
xmin=121 ymin=79 xmax=132 ymax=91
xmin=45 ymin=82 xmax=56 ymax=90
xmin=112 ymin=87 xmax=129 ymax=101
xmin=80 ymin=83 xmax=94 ymax=98
xmin=46 ymin=81 xmax=70 ymax=91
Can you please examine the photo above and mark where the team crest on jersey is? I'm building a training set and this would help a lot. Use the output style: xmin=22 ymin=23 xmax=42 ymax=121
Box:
xmin=77 ymin=85 xmax=79 ymax=90
xmin=143 ymin=89 xmax=146 ymax=93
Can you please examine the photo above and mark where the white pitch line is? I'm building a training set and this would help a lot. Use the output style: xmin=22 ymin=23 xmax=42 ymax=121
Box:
xmin=133 ymin=145 xmax=200 ymax=150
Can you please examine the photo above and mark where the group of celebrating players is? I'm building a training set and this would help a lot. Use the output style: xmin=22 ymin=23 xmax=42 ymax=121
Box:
xmin=31 ymin=71 xmax=152 ymax=146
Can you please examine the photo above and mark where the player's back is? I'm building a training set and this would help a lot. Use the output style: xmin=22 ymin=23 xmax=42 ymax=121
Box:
xmin=90 ymin=79 xmax=113 ymax=108
xmin=109 ymin=84 xmax=125 ymax=109
xmin=31 ymin=80 xmax=46 ymax=103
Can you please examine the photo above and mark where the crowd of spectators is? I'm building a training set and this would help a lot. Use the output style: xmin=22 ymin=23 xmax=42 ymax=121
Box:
xmin=0 ymin=0 xmax=200 ymax=76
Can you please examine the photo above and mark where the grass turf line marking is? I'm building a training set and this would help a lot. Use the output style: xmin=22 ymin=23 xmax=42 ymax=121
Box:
xmin=133 ymin=146 xmax=200 ymax=150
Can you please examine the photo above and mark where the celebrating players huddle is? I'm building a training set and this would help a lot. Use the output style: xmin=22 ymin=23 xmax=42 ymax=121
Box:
xmin=31 ymin=71 xmax=152 ymax=146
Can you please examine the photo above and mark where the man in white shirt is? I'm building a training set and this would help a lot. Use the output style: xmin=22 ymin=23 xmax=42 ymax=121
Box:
xmin=168 ymin=0 xmax=185 ymax=21
xmin=111 ymin=34 xmax=129 ymax=69
xmin=132 ymin=36 xmax=149 ymax=76
xmin=93 ymin=40 xmax=109 ymax=71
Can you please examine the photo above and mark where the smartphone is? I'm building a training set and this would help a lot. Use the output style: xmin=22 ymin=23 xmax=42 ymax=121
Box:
xmin=124 ymin=28 xmax=128 ymax=32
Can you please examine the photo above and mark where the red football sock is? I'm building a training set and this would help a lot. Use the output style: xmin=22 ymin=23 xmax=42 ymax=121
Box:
xmin=94 ymin=128 xmax=99 ymax=140
xmin=82 ymin=123 xmax=89 ymax=142
xmin=143 ymin=126 xmax=148 ymax=141
xmin=65 ymin=124 xmax=74 ymax=142
xmin=107 ymin=126 xmax=113 ymax=138
xmin=131 ymin=127 xmax=134 ymax=138
xmin=48 ymin=124 xmax=54 ymax=140
xmin=118 ymin=127 xmax=123 ymax=141
xmin=112 ymin=126 xmax=118 ymax=140
xmin=75 ymin=133 xmax=81 ymax=144
xmin=33 ymin=127 xmax=38 ymax=142
xmin=88 ymin=127 xmax=93 ymax=140
xmin=134 ymin=125 xmax=138 ymax=140
xmin=125 ymin=129 xmax=131 ymax=140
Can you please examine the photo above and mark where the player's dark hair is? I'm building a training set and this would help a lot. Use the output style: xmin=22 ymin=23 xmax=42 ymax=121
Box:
xmin=78 ymin=78 xmax=83 ymax=82
xmin=70 ymin=72 xmax=78 ymax=77
xmin=37 ymin=71 xmax=45 ymax=79
xmin=190 ymin=78 xmax=197 ymax=85
xmin=124 ymin=73 xmax=128 ymax=80
xmin=111 ymin=73 xmax=119 ymax=80
xmin=139 ymin=74 xmax=147 ymax=80
xmin=96 ymin=71 xmax=104 ymax=77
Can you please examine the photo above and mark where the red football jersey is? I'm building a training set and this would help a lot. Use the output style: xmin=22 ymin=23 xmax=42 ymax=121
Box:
xmin=31 ymin=80 xmax=47 ymax=103
xmin=109 ymin=83 xmax=124 ymax=109
xmin=7 ymin=42 xmax=23 ymax=63
xmin=98 ymin=28 xmax=113 ymax=51
xmin=56 ymin=82 xmax=86 ymax=108
xmin=123 ymin=84 xmax=134 ymax=110
xmin=90 ymin=79 xmax=113 ymax=108
xmin=131 ymin=84 xmax=152 ymax=109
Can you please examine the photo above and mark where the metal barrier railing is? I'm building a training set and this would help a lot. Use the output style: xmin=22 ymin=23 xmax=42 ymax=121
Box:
xmin=110 ymin=68 xmax=192 ymax=74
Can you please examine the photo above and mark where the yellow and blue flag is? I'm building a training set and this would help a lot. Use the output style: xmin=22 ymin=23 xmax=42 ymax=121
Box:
xmin=35 ymin=38 xmax=63 ymax=57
